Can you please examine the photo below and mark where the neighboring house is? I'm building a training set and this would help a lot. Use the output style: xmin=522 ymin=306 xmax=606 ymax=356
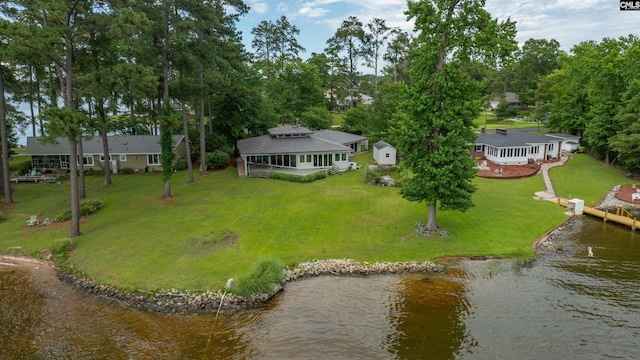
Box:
xmin=26 ymin=135 xmax=187 ymax=173
xmin=237 ymin=125 xmax=368 ymax=177
xmin=473 ymin=129 xmax=562 ymax=165
xmin=373 ymin=141 xmax=396 ymax=166
xmin=488 ymin=92 xmax=520 ymax=110
xmin=545 ymin=133 xmax=581 ymax=152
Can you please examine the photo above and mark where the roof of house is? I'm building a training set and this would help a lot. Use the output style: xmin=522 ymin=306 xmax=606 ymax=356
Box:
xmin=237 ymin=126 xmax=364 ymax=155
xmin=546 ymin=133 xmax=581 ymax=140
xmin=491 ymin=92 xmax=519 ymax=103
xmin=374 ymin=140 xmax=395 ymax=150
xmin=476 ymin=130 xmax=557 ymax=148
xmin=310 ymin=129 xmax=367 ymax=145
xmin=26 ymin=135 xmax=185 ymax=155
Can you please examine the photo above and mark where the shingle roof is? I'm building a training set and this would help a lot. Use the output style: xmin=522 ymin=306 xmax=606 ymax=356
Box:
xmin=309 ymin=129 xmax=367 ymax=145
xmin=268 ymin=125 xmax=314 ymax=136
xmin=237 ymin=127 xmax=365 ymax=155
xmin=476 ymin=130 xmax=555 ymax=148
xmin=546 ymin=133 xmax=581 ymax=140
xmin=374 ymin=140 xmax=394 ymax=149
xmin=26 ymin=135 xmax=185 ymax=155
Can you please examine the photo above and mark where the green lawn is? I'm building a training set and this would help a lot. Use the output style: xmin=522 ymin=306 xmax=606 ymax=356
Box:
xmin=0 ymin=153 xmax=631 ymax=292
xmin=551 ymin=154 xmax=632 ymax=205
xmin=473 ymin=112 xmax=542 ymax=131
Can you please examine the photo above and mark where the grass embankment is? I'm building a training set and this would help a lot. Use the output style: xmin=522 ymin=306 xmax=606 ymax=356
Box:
xmin=551 ymin=154 xmax=633 ymax=205
xmin=0 ymin=153 xmax=629 ymax=293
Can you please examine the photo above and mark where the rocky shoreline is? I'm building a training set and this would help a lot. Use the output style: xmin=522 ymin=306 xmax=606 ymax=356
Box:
xmin=56 ymin=258 xmax=444 ymax=315
xmin=536 ymin=185 xmax=640 ymax=254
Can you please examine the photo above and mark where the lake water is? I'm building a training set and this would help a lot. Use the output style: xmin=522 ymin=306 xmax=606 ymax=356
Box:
xmin=1 ymin=216 xmax=639 ymax=359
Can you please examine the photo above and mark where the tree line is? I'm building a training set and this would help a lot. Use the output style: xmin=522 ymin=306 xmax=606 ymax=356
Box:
xmin=1 ymin=0 xmax=639 ymax=236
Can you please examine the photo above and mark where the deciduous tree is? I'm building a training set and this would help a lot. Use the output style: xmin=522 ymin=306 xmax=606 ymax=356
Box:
xmin=395 ymin=0 xmax=516 ymax=232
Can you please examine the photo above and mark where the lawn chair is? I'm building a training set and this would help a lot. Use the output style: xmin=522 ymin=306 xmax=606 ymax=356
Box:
xmin=26 ymin=215 xmax=38 ymax=226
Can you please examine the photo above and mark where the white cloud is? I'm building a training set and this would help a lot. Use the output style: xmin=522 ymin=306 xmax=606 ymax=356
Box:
xmin=246 ymin=0 xmax=269 ymax=15
xmin=299 ymin=6 xmax=331 ymax=18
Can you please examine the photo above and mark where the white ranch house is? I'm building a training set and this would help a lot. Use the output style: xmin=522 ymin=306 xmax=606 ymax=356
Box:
xmin=373 ymin=141 xmax=396 ymax=166
xmin=237 ymin=125 xmax=368 ymax=177
xmin=473 ymin=129 xmax=562 ymax=165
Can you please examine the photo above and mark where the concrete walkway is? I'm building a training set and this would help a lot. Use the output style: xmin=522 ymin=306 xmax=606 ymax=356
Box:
xmin=533 ymin=155 xmax=570 ymax=201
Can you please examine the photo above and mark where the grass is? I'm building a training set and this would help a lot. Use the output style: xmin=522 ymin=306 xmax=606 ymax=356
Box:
xmin=473 ymin=112 xmax=542 ymax=131
xmin=330 ymin=112 xmax=346 ymax=127
xmin=0 ymin=152 xmax=631 ymax=293
xmin=551 ymin=154 xmax=633 ymax=205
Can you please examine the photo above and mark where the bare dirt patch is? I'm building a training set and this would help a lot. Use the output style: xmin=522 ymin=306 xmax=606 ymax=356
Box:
xmin=184 ymin=230 xmax=239 ymax=256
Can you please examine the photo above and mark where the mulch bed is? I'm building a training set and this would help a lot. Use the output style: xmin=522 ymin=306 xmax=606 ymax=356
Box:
xmin=614 ymin=184 xmax=640 ymax=203
xmin=476 ymin=159 xmax=540 ymax=179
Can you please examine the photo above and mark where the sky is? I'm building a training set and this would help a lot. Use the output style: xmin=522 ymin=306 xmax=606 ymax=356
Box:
xmin=238 ymin=0 xmax=639 ymax=67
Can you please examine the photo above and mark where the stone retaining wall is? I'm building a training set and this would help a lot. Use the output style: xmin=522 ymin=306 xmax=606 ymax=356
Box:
xmin=58 ymin=258 xmax=444 ymax=315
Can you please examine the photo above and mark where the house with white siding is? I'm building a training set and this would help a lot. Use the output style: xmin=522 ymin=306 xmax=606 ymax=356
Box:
xmin=237 ymin=125 xmax=368 ymax=177
xmin=473 ymin=129 xmax=562 ymax=165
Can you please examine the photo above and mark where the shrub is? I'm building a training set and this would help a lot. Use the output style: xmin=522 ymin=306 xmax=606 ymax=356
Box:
xmin=17 ymin=160 xmax=32 ymax=175
xmin=205 ymin=150 xmax=229 ymax=170
xmin=268 ymin=171 xmax=326 ymax=183
xmin=119 ymin=167 xmax=135 ymax=174
xmin=50 ymin=239 xmax=74 ymax=257
xmin=233 ymin=259 xmax=285 ymax=297
xmin=55 ymin=199 xmax=104 ymax=222
xmin=173 ymin=158 xmax=188 ymax=171
xmin=85 ymin=167 xmax=105 ymax=175
xmin=80 ymin=199 xmax=104 ymax=215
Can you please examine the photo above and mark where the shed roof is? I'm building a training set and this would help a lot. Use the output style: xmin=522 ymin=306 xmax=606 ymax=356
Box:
xmin=27 ymin=135 xmax=185 ymax=155
xmin=374 ymin=140 xmax=394 ymax=149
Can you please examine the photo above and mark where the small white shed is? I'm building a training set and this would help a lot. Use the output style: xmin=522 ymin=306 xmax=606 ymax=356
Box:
xmin=373 ymin=141 xmax=396 ymax=166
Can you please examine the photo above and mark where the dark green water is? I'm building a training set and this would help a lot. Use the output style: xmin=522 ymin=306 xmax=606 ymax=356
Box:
xmin=1 ymin=216 xmax=639 ymax=359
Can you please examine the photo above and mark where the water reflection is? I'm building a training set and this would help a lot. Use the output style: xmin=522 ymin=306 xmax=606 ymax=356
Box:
xmin=386 ymin=273 xmax=473 ymax=360
xmin=2 ymin=216 xmax=640 ymax=359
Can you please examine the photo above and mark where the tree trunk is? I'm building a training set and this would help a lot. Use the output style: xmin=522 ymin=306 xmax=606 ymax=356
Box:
xmin=29 ymin=66 xmax=37 ymax=137
xmin=163 ymin=179 xmax=171 ymax=198
xmin=182 ymin=102 xmax=194 ymax=183
xmin=161 ymin=6 xmax=172 ymax=198
xmin=426 ymin=203 xmax=438 ymax=231
xmin=69 ymin=139 xmax=80 ymax=237
xmin=208 ymin=94 xmax=213 ymax=134
xmin=77 ymin=136 xmax=86 ymax=199
xmin=0 ymin=62 xmax=12 ymax=204
xmin=199 ymin=62 xmax=207 ymax=175
xmin=98 ymin=97 xmax=111 ymax=185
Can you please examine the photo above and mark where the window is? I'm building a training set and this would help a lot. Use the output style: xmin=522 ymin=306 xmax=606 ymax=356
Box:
xmin=99 ymin=155 xmax=111 ymax=162
xmin=119 ymin=154 xmax=127 ymax=161
xmin=307 ymin=154 xmax=312 ymax=163
xmin=300 ymin=155 xmax=305 ymax=163
xmin=475 ymin=145 xmax=483 ymax=152
xmin=335 ymin=153 xmax=340 ymax=161
xmin=79 ymin=156 xmax=94 ymax=166
xmin=385 ymin=153 xmax=390 ymax=158
xmin=148 ymin=154 xmax=161 ymax=165
xmin=342 ymin=153 xmax=346 ymax=161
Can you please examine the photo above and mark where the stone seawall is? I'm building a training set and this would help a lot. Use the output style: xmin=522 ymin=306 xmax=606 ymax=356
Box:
xmin=58 ymin=259 xmax=444 ymax=315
